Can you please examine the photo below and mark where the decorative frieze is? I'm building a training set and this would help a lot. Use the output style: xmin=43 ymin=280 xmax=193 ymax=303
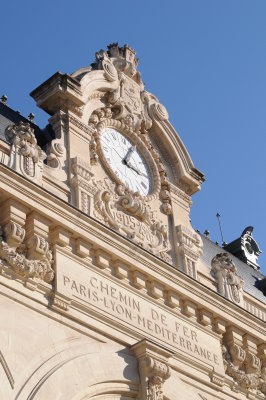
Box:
xmin=244 ymin=299 xmax=266 ymax=321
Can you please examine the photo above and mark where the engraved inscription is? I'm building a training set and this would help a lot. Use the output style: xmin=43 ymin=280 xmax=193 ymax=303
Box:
xmin=56 ymin=253 xmax=223 ymax=372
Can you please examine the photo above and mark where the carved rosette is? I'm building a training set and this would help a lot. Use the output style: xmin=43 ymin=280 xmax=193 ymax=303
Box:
xmin=0 ymin=224 xmax=54 ymax=283
xmin=211 ymin=253 xmax=244 ymax=305
xmin=5 ymin=121 xmax=46 ymax=184
xmin=176 ymin=225 xmax=203 ymax=278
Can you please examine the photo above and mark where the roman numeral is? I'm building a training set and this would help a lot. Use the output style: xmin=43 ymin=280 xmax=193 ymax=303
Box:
xmin=141 ymin=181 xmax=147 ymax=189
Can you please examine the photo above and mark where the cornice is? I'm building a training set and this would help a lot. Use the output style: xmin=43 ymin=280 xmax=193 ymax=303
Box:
xmin=0 ymin=164 xmax=265 ymax=340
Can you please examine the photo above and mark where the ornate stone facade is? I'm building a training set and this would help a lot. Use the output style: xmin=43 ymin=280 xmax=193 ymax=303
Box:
xmin=0 ymin=44 xmax=265 ymax=400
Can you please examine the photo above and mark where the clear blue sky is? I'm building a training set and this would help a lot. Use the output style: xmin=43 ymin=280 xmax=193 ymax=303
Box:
xmin=1 ymin=1 xmax=265 ymax=274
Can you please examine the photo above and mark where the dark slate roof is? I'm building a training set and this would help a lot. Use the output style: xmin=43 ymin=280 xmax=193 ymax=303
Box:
xmin=0 ymin=102 xmax=54 ymax=148
xmin=201 ymin=234 xmax=266 ymax=304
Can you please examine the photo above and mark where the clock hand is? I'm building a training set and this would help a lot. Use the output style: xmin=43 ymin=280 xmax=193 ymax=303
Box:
xmin=127 ymin=161 xmax=148 ymax=178
xmin=123 ymin=145 xmax=136 ymax=164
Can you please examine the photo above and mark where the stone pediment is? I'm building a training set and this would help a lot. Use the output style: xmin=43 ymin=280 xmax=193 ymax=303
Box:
xmin=30 ymin=43 xmax=204 ymax=196
xmin=27 ymin=43 xmax=205 ymax=275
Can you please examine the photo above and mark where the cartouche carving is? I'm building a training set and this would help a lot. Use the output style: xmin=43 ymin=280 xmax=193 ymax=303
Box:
xmin=93 ymin=182 xmax=171 ymax=263
xmin=5 ymin=121 xmax=46 ymax=183
xmin=211 ymin=253 xmax=244 ymax=305
xmin=0 ymin=226 xmax=54 ymax=283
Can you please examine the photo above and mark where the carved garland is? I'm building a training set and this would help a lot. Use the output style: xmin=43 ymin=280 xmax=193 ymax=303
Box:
xmin=0 ymin=226 xmax=54 ymax=283
xmin=223 ymin=345 xmax=265 ymax=394
xmin=93 ymin=185 xmax=172 ymax=263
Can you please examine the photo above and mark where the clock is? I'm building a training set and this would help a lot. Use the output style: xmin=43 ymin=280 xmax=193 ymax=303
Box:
xmin=245 ymin=242 xmax=254 ymax=254
xmin=100 ymin=127 xmax=151 ymax=196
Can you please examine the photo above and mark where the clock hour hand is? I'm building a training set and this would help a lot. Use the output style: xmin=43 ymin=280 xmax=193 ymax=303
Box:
xmin=127 ymin=161 xmax=148 ymax=178
xmin=123 ymin=145 xmax=136 ymax=164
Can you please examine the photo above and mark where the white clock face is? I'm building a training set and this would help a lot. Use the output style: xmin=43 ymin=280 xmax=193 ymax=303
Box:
xmin=100 ymin=127 xmax=151 ymax=196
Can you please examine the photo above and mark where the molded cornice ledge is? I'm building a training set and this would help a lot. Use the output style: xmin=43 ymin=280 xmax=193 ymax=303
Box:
xmin=0 ymin=163 xmax=265 ymax=342
xmin=30 ymin=72 xmax=84 ymax=116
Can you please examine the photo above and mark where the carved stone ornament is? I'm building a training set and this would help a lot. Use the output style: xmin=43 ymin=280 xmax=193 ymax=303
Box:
xmin=0 ymin=224 xmax=54 ymax=283
xmin=71 ymin=157 xmax=96 ymax=214
xmin=223 ymin=345 xmax=265 ymax=394
xmin=89 ymin=111 xmax=172 ymax=209
xmin=47 ymin=139 xmax=64 ymax=169
xmin=145 ymin=357 xmax=171 ymax=400
xmin=176 ymin=225 xmax=203 ymax=278
xmin=93 ymin=183 xmax=172 ymax=263
xmin=71 ymin=153 xmax=171 ymax=262
xmin=5 ymin=121 xmax=46 ymax=183
xmin=211 ymin=253 xmax=244 ymax=305
xmin=89 ymin=43 xmax=168 ymax=134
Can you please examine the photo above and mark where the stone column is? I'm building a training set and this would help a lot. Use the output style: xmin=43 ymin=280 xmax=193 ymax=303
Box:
xmin=131 ymin=339 xmax=173 ymax=400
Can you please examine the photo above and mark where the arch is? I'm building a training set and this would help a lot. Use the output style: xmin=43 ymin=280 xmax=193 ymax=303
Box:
xmin=71 ymin=381 xmax=138 ymax=400
xmin=15 ymin=342 xmax=139 ymax=400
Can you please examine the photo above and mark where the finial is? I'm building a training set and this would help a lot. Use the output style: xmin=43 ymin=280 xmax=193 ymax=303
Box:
xmin=28 ymin=112 xmax=35 ymax=122
xmin=1 ymin=94 xmax=7 ymax=105
xmin=216 ymin=212 xmax=226 ymax=246
xmin=204 ymin=229 xmax=210 ymax=238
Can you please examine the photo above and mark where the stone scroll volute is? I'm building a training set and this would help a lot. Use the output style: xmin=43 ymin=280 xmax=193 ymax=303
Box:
xmin=131 ymin=339 xmax=173 ymax=400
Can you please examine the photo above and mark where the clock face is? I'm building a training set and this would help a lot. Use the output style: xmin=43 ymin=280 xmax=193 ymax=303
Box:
xmin=245 ymin=242 xmax=254 ymax=254
xmin=100 ymin=127 xmax=151 ymax=196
